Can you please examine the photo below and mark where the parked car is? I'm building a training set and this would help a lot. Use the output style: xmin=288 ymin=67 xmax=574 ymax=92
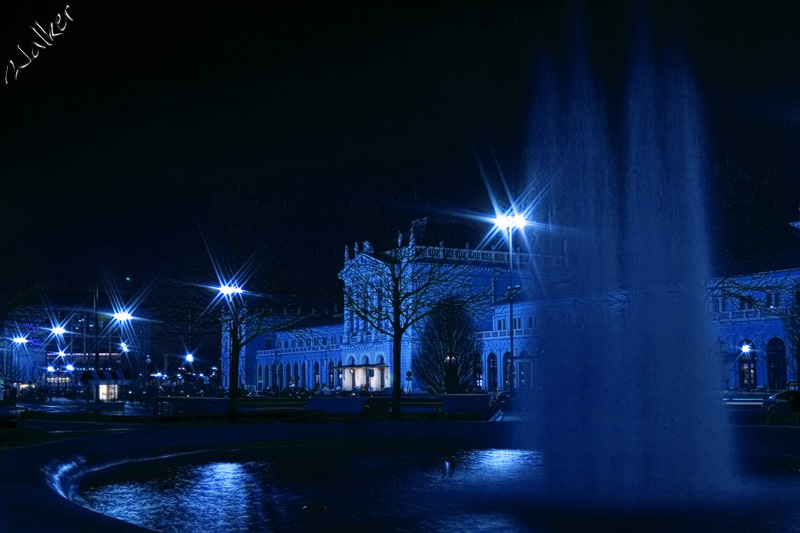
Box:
xmin=762 ymin=391 xmax=792 ymax=413
xmin=491 ymin=392 xmax=514 ymax=412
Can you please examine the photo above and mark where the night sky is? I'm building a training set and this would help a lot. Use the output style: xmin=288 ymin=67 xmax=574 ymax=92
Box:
xmin=2 ymin=1 xmax=800 ymax=287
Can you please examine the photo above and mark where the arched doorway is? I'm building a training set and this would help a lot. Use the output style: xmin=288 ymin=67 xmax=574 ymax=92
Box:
xmin=328 ymin=361 xmax=334 ymax=387
xmin=767 ymin=337 xmax=787 ymax=391
xmin=256 ymin=364 xmax=263 ymax=391
xmin=488 ymin=353 xmax=498 ymax=391
xmin=361 ymin=355 xmax=371 ymax=390
xmin=313 ymin=361 xmax=320 ymax=387
xmin=738 ymin=339 xmax=757 ymax=390
xmin=475 ymin=355 xmax=483 ymax=389
xmin=376 ymin=356 xmax=385 ymax=390
xmin=346 ymin=356 xmax=356 ymax=390
xmin=301 ymin=362 xmax=307 ymax=388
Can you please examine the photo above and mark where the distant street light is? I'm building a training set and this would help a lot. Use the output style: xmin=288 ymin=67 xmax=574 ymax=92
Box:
xmin=493 ymin=211 xmax=528 ymax=397
xmin=218 ymin=284 xmax=243 ymax=297
xmin=11 ymin=337 xmax=28 ymax=389
xmin=113 ymin=310 xmax=133 ymax=322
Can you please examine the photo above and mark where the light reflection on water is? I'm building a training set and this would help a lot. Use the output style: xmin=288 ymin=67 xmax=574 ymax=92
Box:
xmin=76 ymin=448 xmax=544 ymax=533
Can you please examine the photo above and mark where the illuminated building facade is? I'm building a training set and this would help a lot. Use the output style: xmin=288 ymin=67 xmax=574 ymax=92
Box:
xmin=1 ymin=291 xmax=151 ymax=398
xmin=224 ymin=220 xmax=569 ymax=394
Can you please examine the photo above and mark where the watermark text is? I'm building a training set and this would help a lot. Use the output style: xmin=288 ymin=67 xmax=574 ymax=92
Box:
xmin=5 ymin=5 xmax=73 ymax=86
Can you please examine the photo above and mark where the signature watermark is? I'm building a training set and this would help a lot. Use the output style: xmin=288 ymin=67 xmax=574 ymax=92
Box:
xmin=4 ymin=5 xmax=73 ymax=86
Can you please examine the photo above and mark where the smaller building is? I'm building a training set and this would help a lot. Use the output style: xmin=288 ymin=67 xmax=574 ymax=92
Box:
xmin=1 ymin=290 xmax=151 ymax=400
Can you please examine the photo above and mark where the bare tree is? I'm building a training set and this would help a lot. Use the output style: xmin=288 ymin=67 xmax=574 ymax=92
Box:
xmin=340 ymin=221 xmax=490 ymax=418
xmin=151 ymin=186 xmax=314 ymax=421
xmin=412 ymin=297 xmax=483 ymax=393
xmin=708 ymin=267 xmax=800 ymax=390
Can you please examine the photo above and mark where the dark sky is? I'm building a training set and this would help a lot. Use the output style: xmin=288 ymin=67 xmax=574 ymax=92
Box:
xmin=2 ymin=1 xmax=800 ymax=286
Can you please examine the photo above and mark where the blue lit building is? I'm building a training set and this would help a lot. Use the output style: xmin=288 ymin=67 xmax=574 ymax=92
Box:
xmin=223 ymin=219 xmax=569 ymax=394
xmin=706 ymin=211 xmax=800 ymax=392
xmin=223 ymin=211 xmax=800 ymax=396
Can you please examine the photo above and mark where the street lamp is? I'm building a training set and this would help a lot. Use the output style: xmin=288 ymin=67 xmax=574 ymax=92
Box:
xmin=216 ymin=282 xmax=245 ymax=416
xmin=11 ymin=337 xmax=28 ymax=396
xmin=493 ymin=212 xmax=528 ymax=396
xmin=444 ymin=353 xmax=457 ymax=394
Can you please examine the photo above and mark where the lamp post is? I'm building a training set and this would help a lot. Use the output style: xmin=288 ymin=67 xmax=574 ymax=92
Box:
xmin=218 ymin=282 xmax=244 ymax=420
xmin=184 ymin=353 xmax=195 ymax=394
xmin=493 ymin=213 xmax=528 ymax=397
xmin=444 ymin=353 xmax=456 ymax=394
xmin=12 ymin=336 xmax=27 ymax=388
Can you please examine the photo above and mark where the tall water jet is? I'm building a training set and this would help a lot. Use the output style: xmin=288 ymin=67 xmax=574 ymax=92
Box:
xmin=524 ymin=11 xmax=732 ymax=509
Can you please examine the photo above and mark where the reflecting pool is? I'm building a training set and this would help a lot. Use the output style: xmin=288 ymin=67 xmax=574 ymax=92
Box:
xmin=76 ymin=447 xmax=543 ymax=533
xmin=72 ymin=444 xmax=800 ymax=533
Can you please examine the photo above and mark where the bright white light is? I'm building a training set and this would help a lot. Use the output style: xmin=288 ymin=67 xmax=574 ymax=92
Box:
xmin=58 ymin=351 xmax=66 ymax=357
xmin=51 ymin=326 xmax=67 ymax=335
xmin=494 ymin=214 xmax=511 ymax=230
xmin=47 ymin=366 xmax=55 ymax=372
xmin=742 ymin=344 xmax=751 ymax=354
xmin=113 ymin=311 xmax=133 ymax=322
xmin=218 ymin=284 xmax=244 ymax=296
xmin=121 ymin=342 xmax=129 ymax=352
xmin=494 ymin=213 xmax=528 ymax=231
xmin=66 ymin=364 xmax=74 ymax=371
xmin=185 ymin=353 xmax=194 ymax=363
xmin=12 ymin=336 xmax=27 ymax=344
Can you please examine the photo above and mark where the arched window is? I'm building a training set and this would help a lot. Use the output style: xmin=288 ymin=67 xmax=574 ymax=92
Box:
xmin=475 ymin=356 xmax=483 ymax=389
xmin=767 ymin=337 xmax=787 ymax=391
xmin=488 ymin=353 xmax=498 ymax=391
xmin=314 ymin=361 xmax=320 ymax=387
xmin=256 ymin=364 xmax=263 ymax=391
xmin=738 ymin=339 xmax=757 ymax=390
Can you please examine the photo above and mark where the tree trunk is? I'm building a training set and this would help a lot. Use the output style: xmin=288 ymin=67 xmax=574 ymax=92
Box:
xmin=228 ymin=329 xmax=240 ymax=423
xmin=392 ymin=333 xmax=403 ymax=420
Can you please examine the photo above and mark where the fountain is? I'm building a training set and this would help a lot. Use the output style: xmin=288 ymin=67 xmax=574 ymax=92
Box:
xmin=520 ymin=10 xmax=733 ymax=509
